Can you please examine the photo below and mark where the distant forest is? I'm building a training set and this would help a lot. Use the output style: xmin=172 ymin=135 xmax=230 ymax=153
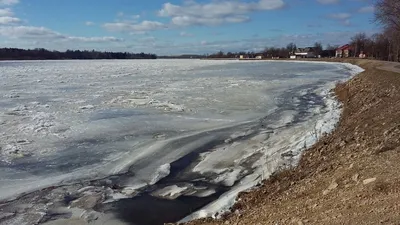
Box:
xmin=0 ymin=48 xmax=157 ymax=60
xmin=158 ymin=54 xmax=205 ymax=59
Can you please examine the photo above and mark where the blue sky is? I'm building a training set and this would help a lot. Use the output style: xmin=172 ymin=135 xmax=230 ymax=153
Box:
xmin=0 ymin=0 xmax=378 ymax=55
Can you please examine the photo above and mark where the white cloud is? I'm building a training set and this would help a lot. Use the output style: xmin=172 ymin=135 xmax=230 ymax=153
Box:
xmin=327 ymin=13 xmax=352 ymax=26
xmin=180 ymin=31 xmax=194 ymax=37
xmin=68 ymin=36 xmax=123 ymax=43
xmin=158 ymin=0 xmax=285 ymax=26
xmin=0 ymin=26 xmax=63 ymax=39
xmin=117 ymin=12 xmax=140 ymax=19
xmin=358 ymin=5 xmax=374 ymax=13
xmin=0 ymin=2 xmax=125 ymax=50
xmin=0 ymin=0 xmax=18 ymax=5
xmin=0 ymin=8 xmax=20 ymax=25
xmin=0 ymin=8 xmax=13 ymax=16
xmin=328 ymin=13 xmax=351 ymax=20
xmin=316 ymin=0 xmax=339 ymax=4
xmin=0 ymin=26 xmax=123 ymax=43
xmin=0 ymin=16 xmax=20 ymax=24
xmin=172 ymin=15 xmax=250 ymax=26
xmin=103 ymin=20 xmax=166 ymax=32
xmin=103 ymin=0 xmax=283 ymax=33
xmin=85 ymin=21 xmax=95 ymax=26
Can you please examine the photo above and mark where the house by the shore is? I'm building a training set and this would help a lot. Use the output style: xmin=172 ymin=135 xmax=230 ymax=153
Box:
xmin=336 ymin=44 xmax=352 ymax=58
xmin=293 ymin=47 xmax=317 ymax=58
xmin=239 ymin=54 xmax=263 ymax=60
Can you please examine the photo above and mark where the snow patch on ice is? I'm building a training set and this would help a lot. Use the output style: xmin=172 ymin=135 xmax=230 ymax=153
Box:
xmin=189 ymin=189 xmax=217 ymax=198
xmin=213 ymin=168 xmax=242 ymax=187
xmin=103 ymin=192 xmax=129 ymax=204
xmin=151 ymin=185 xmax=188 ymax=199
xmin=149 ymin=163 xmax=171 ymax=185
xmin=181 ymin=173 xmax=260 ymax=222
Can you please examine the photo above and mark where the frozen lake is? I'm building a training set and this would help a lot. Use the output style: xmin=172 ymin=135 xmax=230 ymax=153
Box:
xmin=0 ymin=59 xmax=362 ymax=225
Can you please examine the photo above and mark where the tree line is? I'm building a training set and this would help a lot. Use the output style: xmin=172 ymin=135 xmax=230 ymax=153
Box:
xmin=207 ymin=42 xmax=335 ymax=59
xmin=343 ymin=0 xmax=399 ymax=61
xmin=0 ymin=48 xmax=157 ymax=60
xmin=368 ymin=0 xmax=400 ymax=61
xmin=208 ymin=0 xmax=400 ymax=62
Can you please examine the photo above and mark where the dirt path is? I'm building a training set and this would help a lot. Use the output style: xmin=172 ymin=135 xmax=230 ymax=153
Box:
xmin=182 ymin=59 xmax=400 ymax=225
xmin=377 ymin=61 xmax=400 ymax=74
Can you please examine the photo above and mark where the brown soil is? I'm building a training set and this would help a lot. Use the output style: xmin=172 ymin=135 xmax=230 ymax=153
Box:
xmin=181 ymin=59 xmax=400 ymax=225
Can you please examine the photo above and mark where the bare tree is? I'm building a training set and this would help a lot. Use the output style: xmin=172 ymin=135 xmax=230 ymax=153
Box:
xmin=371 ymin=33 xmax=391 ymax=60
xmin=351 ymin=32 xmax=368 ymax=57
xmin=326 ymin=44 xmax=339 ymax=51
xmin=384 ymin=28 xmax=400 ymax=61
xmin=374 ymin=0 xmax=400 ymax=61
xmin=286 ymin=42 xmax=297 ymax=55
xmin=375 ymin=0 xmax=400 ymax=31
xmin=313 ymin=42 xmax=323 ymax=56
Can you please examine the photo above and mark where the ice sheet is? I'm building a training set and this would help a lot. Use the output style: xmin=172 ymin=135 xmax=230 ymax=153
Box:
xmin=0 ymin=59 xmax=362 ymax=224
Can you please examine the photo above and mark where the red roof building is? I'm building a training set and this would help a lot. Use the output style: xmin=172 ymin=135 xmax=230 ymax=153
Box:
xmin=336 ymin=44 xmax=353 ymax=58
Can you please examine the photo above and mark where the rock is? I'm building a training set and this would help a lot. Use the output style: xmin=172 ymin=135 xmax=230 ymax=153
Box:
xmin=323 ymin=181 xmax=338 ymax=195
xmin=70 ymin=194 xmax=104 ymax=210
xmin=328 ymin=181 xmax=338 ymax=190
xmin=352 ymin=173 xmax=359 ymax=182
xmin=363 ymin=177 xmax=377 ymax=185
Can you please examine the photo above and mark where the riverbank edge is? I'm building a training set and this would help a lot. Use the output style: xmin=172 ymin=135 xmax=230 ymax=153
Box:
xmin=180 ymin=58 xmax=400 ymax=225
xmin=177 ymin=59 xmax=364 ymax=222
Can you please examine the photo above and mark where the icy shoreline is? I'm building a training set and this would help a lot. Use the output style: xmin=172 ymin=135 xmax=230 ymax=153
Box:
xmin=180 ymin=62 xmax=365 ymax=222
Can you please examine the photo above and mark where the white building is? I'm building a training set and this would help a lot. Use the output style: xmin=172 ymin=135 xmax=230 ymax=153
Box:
xmin=294 ymin=47 xmax=317 ymax=58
